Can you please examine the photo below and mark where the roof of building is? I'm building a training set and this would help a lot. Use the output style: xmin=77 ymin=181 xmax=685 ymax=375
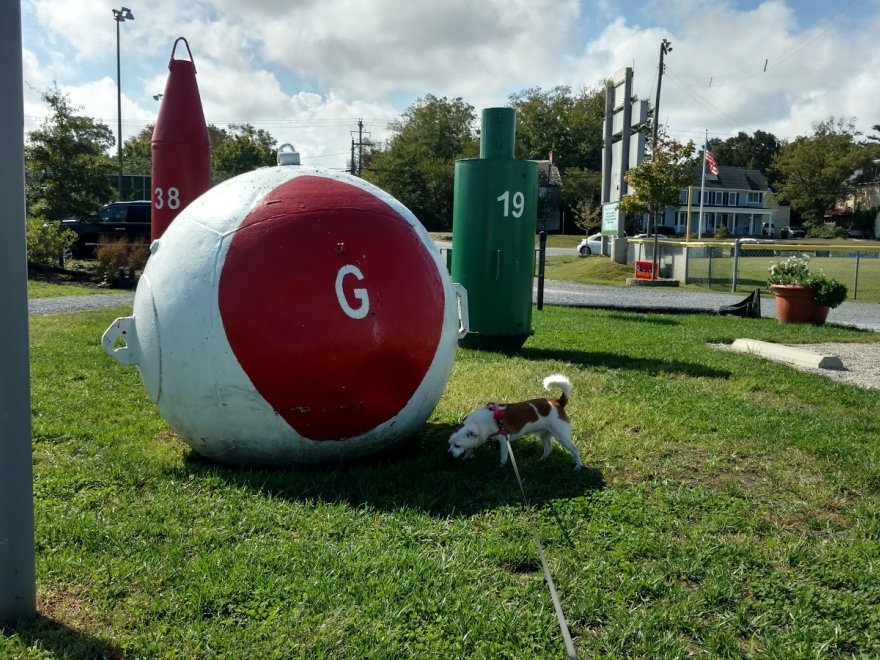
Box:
xmin=691 ymin=165 xmax=769 ymax=191
xmin=536 ymin=159 xmax=563 ymax=187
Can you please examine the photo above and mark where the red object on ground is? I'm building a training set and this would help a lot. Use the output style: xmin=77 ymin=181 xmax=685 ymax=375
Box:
xmin=150 ymin=37 xmax=211 ymax=240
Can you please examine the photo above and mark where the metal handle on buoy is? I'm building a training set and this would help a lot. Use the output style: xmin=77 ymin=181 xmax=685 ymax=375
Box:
xmin=277 ymin=143 xmax=301 ymax=166
xmin=169 ymin=36 xmax=196 ymax=70
xmin=102 ymin=316 xmax=141 ymax=366
xmin=454 ymin=283 xmax=469 ymax=339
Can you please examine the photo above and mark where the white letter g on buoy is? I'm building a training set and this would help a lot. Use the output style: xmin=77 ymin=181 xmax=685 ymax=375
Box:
xmin=335 ymin=265 xmax=369 ymax=319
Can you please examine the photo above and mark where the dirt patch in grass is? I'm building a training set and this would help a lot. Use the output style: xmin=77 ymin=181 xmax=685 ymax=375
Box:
xmin=635 ymin=440 xmax=854 ymax=533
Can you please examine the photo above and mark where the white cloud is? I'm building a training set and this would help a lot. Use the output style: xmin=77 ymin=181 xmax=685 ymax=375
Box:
xmin=20 ymin=0 xmax=880 ymax=169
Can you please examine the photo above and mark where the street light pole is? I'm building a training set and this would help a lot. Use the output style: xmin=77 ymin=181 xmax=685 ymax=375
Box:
xmin=113 ymin=6 xmax=134 ymax=200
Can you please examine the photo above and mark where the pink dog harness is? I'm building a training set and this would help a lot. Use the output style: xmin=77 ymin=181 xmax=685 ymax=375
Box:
xmin=487 ymin=403 xmax=508 ymax=439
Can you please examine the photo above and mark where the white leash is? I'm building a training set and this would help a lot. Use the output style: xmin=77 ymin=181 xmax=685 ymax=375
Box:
xmin=505 ymin=439 xmax=577 ymax=660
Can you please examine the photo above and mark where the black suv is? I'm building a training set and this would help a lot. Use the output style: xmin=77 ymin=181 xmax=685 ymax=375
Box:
xmin=62 ymin=201 xmax=151 ymax=258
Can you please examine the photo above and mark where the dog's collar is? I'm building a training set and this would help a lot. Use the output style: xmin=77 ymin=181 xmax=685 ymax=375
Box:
xmin=487 ymin=403 xmax=507 ymax=438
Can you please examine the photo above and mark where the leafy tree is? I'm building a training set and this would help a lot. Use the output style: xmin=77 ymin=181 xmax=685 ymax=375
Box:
xmin=211 ymin=124 xmax=277 ymax=181
xmin=25 ymin=86 xmax=115 ymax=220
xmin=207 ymin=125 xmax=228 ymax=152
xmin=363 ymin=95 xmax=479 ymax=230
xmin=349 ymin=136 xmax=380 ymax=176
xmin=710 ymin=130 xmax=781 ymax=183
xmin=507 ymin=85 xmax=607 ymax=232
xmin=122 ymin=125 xmax=154 ymax=176
xmin=562 ymin=168 xmax=602 ymax=232
xmin=508 ymin=85 xmax=606 ymax=172
xmin=25 ymin=217 xmax=76 ymax=266
xmin=618 ymin=134 xmax=696 ymax=229
xmin=771 ymin=116 xmax=875 ymax=221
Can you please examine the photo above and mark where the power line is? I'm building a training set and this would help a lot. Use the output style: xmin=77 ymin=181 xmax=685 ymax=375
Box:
xmin=664 ymin=66 xmax=743 ymax=131
xmin=707 ymin=0 xmax=864 ymax=88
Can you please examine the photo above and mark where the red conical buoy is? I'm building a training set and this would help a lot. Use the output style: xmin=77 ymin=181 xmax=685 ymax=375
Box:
xmin=150 ymin=37 xmax=211 ymax=240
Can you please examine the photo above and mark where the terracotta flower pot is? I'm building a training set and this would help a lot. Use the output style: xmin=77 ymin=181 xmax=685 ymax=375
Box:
xmin=770 ymin=284 xmax=829 ymax=324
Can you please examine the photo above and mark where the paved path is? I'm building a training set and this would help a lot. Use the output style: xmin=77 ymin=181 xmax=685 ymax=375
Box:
xmin=27 ymin=283 xmax=880 ymax=333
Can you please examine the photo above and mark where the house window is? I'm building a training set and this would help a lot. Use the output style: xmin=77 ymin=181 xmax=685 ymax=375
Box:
xmin=747 ymin=192 xmax=762 ymax=206
xmin=729 ymin=192 xmax=738 ymax=206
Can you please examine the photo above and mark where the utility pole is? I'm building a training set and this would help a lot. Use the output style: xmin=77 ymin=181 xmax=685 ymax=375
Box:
xmin=652 ymin=38 xmax=672 ymax=151
xmin=649 ymin=38 xmax=672 ymax=276
xmin=350 ymin=119 xmax=370 ymax=177
xmin=358 ymin=119 xmax=363 ymax=177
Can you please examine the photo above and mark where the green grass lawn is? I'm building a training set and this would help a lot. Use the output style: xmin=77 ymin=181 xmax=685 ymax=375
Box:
xmin=5 ymin=304 xmax=880 ymax=657
xmin=543 ymin=253 xmax=880 ymax=303
xmin=690 ymin=254 xmax=880 ymax=302
xmin=27 ymin=280 xmax=104 ymax=298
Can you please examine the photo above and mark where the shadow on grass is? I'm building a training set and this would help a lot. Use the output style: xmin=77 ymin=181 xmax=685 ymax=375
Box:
xmin=519 ymin=347 xmax=732 ymax=378
xmin=3 ymin=616 xmax=124 ymax=660
xmin=176 ymin=422 xmax=604 ymax=518
xmin=605 ymin=313 xmax=682 ymax=326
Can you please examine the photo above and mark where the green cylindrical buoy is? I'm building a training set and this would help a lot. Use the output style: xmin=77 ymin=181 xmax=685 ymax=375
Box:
xmin=451 ymin=108 xmax=538 ymax=350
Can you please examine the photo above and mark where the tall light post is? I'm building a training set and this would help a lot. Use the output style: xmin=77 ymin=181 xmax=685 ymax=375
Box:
xmin=113 ymin=6 xmax=134 ymax=199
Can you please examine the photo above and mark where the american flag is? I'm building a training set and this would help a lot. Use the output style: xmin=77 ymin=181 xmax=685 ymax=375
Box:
xmin=705 ymin=140 xmax=719 ymax=176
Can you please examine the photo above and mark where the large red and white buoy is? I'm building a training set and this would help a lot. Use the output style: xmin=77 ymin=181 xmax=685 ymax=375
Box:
xmin=103 ymin=163 xmax=467 ymax=464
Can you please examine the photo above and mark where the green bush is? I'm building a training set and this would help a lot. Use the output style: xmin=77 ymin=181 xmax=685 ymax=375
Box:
xmin=804 ymin=218 xmax=847 ymax=239
xmin=26 ymin=217 xmax=76 ymax=266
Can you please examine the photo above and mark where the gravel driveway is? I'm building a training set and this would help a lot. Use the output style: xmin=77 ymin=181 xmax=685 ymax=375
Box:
xmin=28 ymin=292 xmax=134 ymax=317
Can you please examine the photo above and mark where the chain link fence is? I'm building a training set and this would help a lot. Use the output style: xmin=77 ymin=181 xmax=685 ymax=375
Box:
xmin=629 ymin=240 xmax=880 ymax=303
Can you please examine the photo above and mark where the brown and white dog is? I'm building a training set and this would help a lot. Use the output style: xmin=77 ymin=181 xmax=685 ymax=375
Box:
xmin=447 ymin=374 xmax=583 ymax=470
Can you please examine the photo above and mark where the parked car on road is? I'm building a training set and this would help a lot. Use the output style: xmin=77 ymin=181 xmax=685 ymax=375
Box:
xmin=779 ymin=226 xmax=806 ymax=239
xmin=577 ymin=233 xmax=604 ymax=257
xmin=61 ymin=201 xmax=151 ymax=258
xmin=761 ymin=222 xmax=778 ymax=238
xmin=846 ymin=227 xmax=865 ymax=239
xmin=633 ymin=225 xmax=678 ymax=239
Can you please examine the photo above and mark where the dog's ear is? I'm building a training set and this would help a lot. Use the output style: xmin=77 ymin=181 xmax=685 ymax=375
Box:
xmin=451 ymin=423 xmax=463 ymax=432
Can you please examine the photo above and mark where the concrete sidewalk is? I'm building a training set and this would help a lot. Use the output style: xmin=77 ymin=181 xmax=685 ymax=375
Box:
xmin=535 ymin=280 xmax=880 ymax=333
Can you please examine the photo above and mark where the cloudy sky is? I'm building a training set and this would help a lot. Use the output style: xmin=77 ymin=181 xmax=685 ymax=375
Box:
xmin=20 ymin=0 xmax=880 ymax=171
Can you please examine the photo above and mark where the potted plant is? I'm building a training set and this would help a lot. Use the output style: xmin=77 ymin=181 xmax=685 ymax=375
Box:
xmin=766 ymin=256 xmax=847 ymax=324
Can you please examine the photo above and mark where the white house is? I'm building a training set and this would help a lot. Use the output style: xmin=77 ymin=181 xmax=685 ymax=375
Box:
xmin=661 ymin=165 xmax=786 ymax=237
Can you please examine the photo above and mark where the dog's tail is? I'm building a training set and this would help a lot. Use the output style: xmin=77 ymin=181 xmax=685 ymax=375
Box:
xmin=543 ymin=374 xmax=571 ymax=407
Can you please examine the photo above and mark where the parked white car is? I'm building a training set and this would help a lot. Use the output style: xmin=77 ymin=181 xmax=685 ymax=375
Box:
xmin=577 ymin=233 xmax=604 ymax=257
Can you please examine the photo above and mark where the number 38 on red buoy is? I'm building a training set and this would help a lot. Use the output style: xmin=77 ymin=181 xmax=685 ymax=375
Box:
xmin=103 ymin=162 xmax=469 ymax=465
